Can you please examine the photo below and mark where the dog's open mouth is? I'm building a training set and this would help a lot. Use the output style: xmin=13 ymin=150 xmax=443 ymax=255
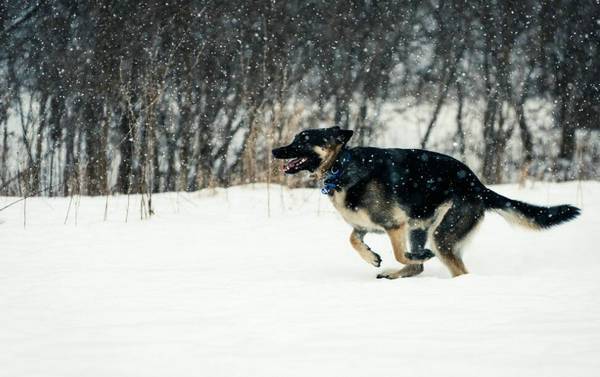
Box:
xmin=283 ymin=157 xmax=309 ymax=174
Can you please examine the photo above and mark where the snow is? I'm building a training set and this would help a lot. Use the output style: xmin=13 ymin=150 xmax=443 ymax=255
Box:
xmin=1 ymin=181 xmax=600 ymax=377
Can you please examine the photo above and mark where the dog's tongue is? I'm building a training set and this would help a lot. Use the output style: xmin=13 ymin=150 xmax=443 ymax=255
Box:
xmin=283 ymin=158 xmax=307 ymax=173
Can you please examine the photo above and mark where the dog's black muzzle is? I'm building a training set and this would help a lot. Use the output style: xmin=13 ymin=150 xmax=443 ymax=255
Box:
xmin=272 ymin=143 xmax=320 ymax=174
xmin=272 ymin=144 xmax=299 ymax=159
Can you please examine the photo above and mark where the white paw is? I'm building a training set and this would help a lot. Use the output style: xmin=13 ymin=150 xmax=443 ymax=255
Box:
xmin=363 ymin=252 xmax=382 ymax=267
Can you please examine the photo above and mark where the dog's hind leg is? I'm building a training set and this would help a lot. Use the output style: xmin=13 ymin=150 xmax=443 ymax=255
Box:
xmin=430 ymin=201 xmax=484 ymax=277
xmin=376 ymin=224 xmax=429 ymax=279
xmin=349 ymin=229 xmax=382 ymax=267
xmin=432 ymin=237 xmax=468 ymax=277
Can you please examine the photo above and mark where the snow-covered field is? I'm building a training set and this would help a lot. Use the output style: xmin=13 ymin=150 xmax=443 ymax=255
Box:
xmin=1 ymin=181 xmax=599 ymax=377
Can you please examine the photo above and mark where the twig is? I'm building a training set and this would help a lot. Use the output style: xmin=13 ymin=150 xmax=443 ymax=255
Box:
xmin=0 ymin=0 xmax=48 ymax=38
xmin=64 ymin=191 xmax=74 ymax=225
xmin=104 ymin=192 xmax=109 ymax=221
xmin=317 ymin=190 xmax=321 ymax=216
xmin=74 ymin=193 xmax=80 ymax=226
xmin=0 ymin=182 xmax=62 ymax=212
xmin=125 ymin=192 xmax=130 ymax=222
xmin=23 ymin=196 xmax=26 ymax=229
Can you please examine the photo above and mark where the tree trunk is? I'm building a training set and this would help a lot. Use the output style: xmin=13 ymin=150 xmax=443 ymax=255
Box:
xmin=84 ymin=97 xmax=107 ymax=195
xmin=455 ymin=81 xmax=465 ymax=159
xmin=558 ymin=97 xmax=576 ymax=160
xmin=32 ymin=92 xmax=48 ymax=192
xmin=164 ymin=121 xmax=177 ymax=192
xmin=515 ymin=96 xmax=533 ymax=164
xmin=1 ymin=121 xmax=7 ymax=191
xmin=178 ymin=101 xmax=193 ymax=191
xmin=63 ymin=112 xmax=76 ymax=196
xmin=117 ymin=103 xmax=135 ymax=193
xmin=48 ymin=93 xmax=65 ymax=196
xmin=481 ymin=39 xmax=499 ymax=184
xmin=152 ymin=110 xmax=163 ymax=193
xmin=241 ymin=110 xmax=258 ymax=184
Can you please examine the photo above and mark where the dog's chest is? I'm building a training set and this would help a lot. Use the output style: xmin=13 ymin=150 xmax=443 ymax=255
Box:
xmin=329 ymin=190 xmax=384 ymax=232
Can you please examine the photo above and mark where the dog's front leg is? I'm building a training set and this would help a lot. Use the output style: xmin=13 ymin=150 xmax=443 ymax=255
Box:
xmin=349 ymin=229 xmax=382 ymax=267
xmin=406 ymin=228 xmax=436 ymax=261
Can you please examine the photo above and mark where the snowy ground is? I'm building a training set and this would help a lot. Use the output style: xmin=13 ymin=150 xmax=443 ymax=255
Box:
xmin=1 ymin=181 xmax=599 ymax=377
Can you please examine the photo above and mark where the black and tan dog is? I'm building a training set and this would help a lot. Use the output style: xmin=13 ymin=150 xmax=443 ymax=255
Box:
xmin=272 ymin=126 xmax=580 ymax=279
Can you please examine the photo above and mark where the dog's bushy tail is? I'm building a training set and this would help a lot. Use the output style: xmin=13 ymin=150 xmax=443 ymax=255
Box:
xmin=483 ymin=189 xmax=580 ymax=230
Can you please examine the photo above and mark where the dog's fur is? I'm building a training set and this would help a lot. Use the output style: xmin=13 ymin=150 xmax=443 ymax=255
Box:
xmin=272 ymin=126 xmax=581 ymax=278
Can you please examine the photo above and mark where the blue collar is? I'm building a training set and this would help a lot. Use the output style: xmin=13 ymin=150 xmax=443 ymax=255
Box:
xmin=321 ymin=149 xmax=351 ymax=195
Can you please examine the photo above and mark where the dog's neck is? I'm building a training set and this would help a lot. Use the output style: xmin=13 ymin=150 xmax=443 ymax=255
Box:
xmin=313 ymin=144 xmax=345 ymax=180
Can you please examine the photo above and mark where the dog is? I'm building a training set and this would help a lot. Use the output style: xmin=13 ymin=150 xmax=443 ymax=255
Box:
xmin=272 ymin=126 xmax=581 ymax=278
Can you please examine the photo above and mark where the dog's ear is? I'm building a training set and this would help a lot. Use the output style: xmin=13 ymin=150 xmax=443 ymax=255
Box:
xmin=332 ymin=127 xmax=353 ymax=144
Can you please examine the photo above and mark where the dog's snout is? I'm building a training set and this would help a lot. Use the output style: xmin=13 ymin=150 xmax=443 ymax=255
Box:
xmin=272 ymin=147 xmax=284 ymax=159
xmin=272 ymin=144 xmax=296 ymax=159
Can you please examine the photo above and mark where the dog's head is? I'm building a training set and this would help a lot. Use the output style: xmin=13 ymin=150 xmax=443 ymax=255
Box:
xmin=272 ymin=126 xmax=354 ymax=174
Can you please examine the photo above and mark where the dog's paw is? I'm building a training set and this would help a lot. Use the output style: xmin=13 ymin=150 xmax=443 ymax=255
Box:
xmin=360 ymin=251 xmax=381 ymax=267
xmin=376 ymin=269 xmax=398 ymax=280
xmin=377 ymin=264 xmax=424 ymax=279
xmin=371 ymin=252 xmax=382 ymax=267
xmin=405 ymin=249 xmax=435 ymax=262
